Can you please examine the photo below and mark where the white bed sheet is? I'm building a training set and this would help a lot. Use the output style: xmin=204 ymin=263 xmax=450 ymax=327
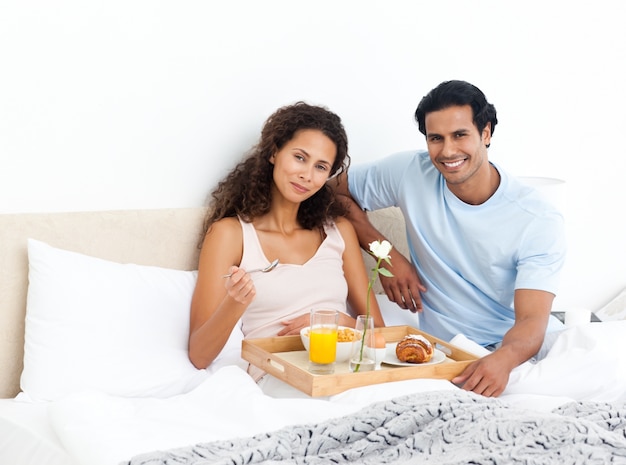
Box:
xmin=0 ymin=396 xmax=76 ymax=465
xmin=48 ymin=367 xmax=461 ymax=465
xmin=3 ymin=321 xmax=626 ymax=465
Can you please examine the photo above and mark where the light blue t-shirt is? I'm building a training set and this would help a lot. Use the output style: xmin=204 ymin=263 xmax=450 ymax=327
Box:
xmin=349 ymin=150 xmax=566 ymax=346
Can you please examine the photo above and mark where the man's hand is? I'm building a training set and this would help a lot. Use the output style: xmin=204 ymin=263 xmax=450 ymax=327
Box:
xmin=330 ymin=175 xmax=426 ymax=312
xmin=451 ymin=350 xmax=516 ymax=397
xmin=453 ymin=290 xmax=553 ymax=397
xmin=381 ymin=249 xmax=426 ymax=312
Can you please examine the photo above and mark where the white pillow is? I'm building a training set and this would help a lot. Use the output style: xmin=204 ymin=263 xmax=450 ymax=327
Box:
xmin=22 ymin=239 xmax=230 ymax=401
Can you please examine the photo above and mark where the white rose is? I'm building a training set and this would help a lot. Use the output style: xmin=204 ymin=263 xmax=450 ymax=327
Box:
xmin=369 ymin=240 xmax=392 ymax=259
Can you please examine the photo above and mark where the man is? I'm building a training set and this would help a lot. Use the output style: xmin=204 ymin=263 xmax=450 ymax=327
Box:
xmin=334 ymin=80 xmax=566 ymax=397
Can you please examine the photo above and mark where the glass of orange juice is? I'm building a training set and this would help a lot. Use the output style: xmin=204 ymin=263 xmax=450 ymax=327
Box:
xmin=308 ymin=309 xmax=338 ymax=374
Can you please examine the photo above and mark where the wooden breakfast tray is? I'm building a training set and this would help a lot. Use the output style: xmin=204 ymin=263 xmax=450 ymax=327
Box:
xmin=242 ymin=325 xmax=479 ymax=397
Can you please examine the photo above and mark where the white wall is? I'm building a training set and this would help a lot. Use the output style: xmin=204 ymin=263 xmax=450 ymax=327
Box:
xmin=1 ymin=0 xmax=625 ymax=312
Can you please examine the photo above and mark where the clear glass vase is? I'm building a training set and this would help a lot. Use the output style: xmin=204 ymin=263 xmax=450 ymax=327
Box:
xmin=349 ymin=315 xmax=376 ymax=372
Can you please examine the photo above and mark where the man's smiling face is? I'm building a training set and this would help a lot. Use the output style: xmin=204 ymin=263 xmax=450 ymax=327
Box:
xmin=425 ymin=104 xmax=491 ymax=188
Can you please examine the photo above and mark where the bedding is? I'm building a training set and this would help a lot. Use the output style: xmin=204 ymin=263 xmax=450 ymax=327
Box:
xmin=2 ymin=321 xmax=624 ymax=465
xmin=125 ymin=390 xmax=626 ymax=465
xmin=2 ymin=208 xmax=626 ymax=465
xmin=23 ymin=239 xmax=207 ymax=400
xmin=0 ymin=397 xmax=75 ymax=465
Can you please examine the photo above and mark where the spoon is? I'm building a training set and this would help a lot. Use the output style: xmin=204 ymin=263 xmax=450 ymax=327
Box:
xmin=222 ymin=259 xmax=280 ymax=278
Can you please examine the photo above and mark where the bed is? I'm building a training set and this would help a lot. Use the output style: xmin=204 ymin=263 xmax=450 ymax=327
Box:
xmin=1 ymin=207 xmax=626 ymax=465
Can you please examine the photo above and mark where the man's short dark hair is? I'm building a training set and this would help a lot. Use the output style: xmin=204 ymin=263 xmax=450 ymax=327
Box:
xmin=414 ymin=80 xmax=498 ymax=140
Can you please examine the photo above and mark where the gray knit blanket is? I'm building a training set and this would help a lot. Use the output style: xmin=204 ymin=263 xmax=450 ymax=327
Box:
xmin=123 ymin=390 xmax=626 ymax=464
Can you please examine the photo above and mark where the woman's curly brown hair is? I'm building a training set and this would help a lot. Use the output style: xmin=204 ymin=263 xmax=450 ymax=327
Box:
xmin=201 ymin=101 xmax=350 ymax=238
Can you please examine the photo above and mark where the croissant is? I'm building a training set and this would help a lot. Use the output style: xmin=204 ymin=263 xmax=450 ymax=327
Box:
xmin=395 ymin=334 xmax=434 ymax=363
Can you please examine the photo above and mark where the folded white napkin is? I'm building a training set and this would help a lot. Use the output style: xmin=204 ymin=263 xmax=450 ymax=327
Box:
xmin=449 ymin=334 xmax=491 ymax=358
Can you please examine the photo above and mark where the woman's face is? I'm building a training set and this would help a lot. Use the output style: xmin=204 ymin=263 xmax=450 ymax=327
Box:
xmin=269 ymin=129 xmax=337 ymax=203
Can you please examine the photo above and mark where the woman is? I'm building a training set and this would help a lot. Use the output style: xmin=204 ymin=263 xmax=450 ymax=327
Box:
xmin=189 ymin=102 xmax=384 ymax=380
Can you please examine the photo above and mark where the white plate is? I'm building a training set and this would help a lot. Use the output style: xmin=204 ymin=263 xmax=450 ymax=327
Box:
xmin=382 ymin=343 xmax=446 ymax=367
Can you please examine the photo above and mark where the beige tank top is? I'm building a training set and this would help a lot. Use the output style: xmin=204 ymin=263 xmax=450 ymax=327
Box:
xmin=238 ymin=218 xmax=348 ymax=381
xmin=239 ymin=217 xmax=348 ymax=338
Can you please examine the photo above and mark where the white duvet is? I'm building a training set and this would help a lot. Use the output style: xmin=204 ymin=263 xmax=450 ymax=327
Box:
xmin=3 ymin=321 xmax=626 ymax=465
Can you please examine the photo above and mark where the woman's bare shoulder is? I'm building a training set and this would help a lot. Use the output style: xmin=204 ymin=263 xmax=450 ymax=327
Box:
xmin=207 ymin=216 xmax=241 ymax=236
xmin=333 ymin=216 xmax=356 ymax=234
xmin=332 ymin=217 xmax=361 ymax=250
xmin=201 ymin=217 xmax=242 ymax=251
xmin=200 ymin=217 xmax=243 ymax=264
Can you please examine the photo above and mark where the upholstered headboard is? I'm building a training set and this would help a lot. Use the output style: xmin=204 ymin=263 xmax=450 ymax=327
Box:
xmin=0 ymin=207 xmax=407 ymax=398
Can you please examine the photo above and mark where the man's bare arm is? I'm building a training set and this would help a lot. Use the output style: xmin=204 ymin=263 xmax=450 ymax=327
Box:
xmin=330 ymin=173 xmax=386 ymax=250
xmin=330 ymin=173 xmax=426 ymax=311
xmin=452 ymin=289 xmax=554 ymax=397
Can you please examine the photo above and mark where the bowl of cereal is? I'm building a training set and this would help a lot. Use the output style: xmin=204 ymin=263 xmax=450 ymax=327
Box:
xmin=300 ymin=326 xmax=356 ymax=363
